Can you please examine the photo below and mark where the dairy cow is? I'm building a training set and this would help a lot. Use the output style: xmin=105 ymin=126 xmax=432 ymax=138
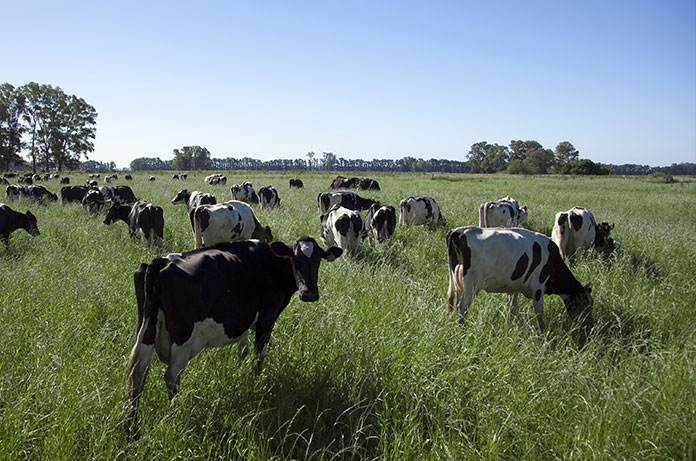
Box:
xmin=104 ymin=200 xmax=164 ymax=245
xmin=230 ymin=181 xmax=258 ymax=204
xmin=552 ymin=206 xmax=614 ymax=261
xmin=61 ymin=186 xmax=88 ymax=204
xmin=446 ymin=226 xmax=593 ymax=344
xmin=100 ymin=185 xmax=138 ymax=204
xmin=0 ymin=203 xmax=40 ymax=246
xmin=126 ymin=237 xmax=342 ymax=434
xmin=363 ymin=203 xmax=396 ymax=244
xmin=479 ymin=196 xmax=528 ymax=228
xmin=258 ymin=186 xmax=280 ymax=209
xmin=317 ymin=191 xmax=375 ymax=214
xmin=170 ymin=189 xmax=217 ymax=231
xmin=399 ymin=196 xmax=443 ymax=226
xmin=289 ymin=179 xmax=304 ymax=188
xmin=193 ymin=201 xmax=272 ymax=249
xmin=82 ymin=189 xmax=106 ymax=214
xmin=6 ymin=185 xmax=21 ymax=201
xmin=320 ymin=205 xmax=362 ymax=257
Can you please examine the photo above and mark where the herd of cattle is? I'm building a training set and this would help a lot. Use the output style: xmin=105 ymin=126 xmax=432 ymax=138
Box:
xmin=0 ymin=171 xmax=616 ymax=435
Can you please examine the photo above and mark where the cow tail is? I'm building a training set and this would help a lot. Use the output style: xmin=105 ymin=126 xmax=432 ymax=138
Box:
xmin=193 ymin=208 xmax=203 ymax=249
xmin=479 ymin=203 xmax=487 ymax=228
xmin=446 ymin=230 xmax=458 ymax=313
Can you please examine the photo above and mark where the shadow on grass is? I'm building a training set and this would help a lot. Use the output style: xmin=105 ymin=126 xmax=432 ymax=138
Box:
xmin=611 ymin=245 xmax=660 ymax=280
xmin=589 ymin=301 xmax=652 ymax=359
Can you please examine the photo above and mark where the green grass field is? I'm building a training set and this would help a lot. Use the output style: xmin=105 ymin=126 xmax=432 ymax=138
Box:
xmin=1 ymin=172 xmax=694 ymax=460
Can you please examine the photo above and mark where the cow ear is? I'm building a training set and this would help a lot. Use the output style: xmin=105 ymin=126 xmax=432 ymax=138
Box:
xmin=584 ymin=282 xmax=592 ymax=293
xmin=321 ymin=246 xmax=343 ymax=261
xmin=25 ymin=211 xmax=34 ymax=218
xmin=270 ymin=241 xmax=293 ymax=258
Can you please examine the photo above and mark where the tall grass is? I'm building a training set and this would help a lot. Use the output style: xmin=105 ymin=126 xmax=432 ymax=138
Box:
xmin=1 ymin=172 xmax=694 ymax=459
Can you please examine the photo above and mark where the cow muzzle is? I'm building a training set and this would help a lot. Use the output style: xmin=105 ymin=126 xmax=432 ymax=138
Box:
xmin=299 ymin=291 xmax=319 ymax=302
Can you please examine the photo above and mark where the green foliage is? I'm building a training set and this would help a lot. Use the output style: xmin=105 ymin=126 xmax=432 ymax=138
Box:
xmin=0 ymin=83 xmax=27 ymax=171
xmin=560 ymin=158 xmax=612 ymax=175
xmin=0 ymin=173 xmax=694 ymax=459
xmin=172 ymin=146 xmax=212 ymax=170
xmin=648 ymin=171 xmax=676 ymax=183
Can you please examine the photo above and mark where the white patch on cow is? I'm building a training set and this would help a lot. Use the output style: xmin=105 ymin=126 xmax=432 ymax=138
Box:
xmin=171 ymin=313 xmax=260 ymax=361
xmin=299 ymin=241 xmax=315 ymax=258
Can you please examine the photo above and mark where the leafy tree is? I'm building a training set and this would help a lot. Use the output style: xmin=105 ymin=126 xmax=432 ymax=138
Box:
xmin=509 ymin=140 xmax=543 ymax=161
xmin=554 ymin=141 xmax=579 ymax=171
xmin=306 ymin=151 xmax=315 ymax=170
xmin=525 ymin=147 xmax=555 ymax=174
xmin=560 ymin=159 xmax=611 ymax=175
xmin=321 ymin=151 xmax=336 ymax=170
xmin=172 ymin=146 xmax=211 ymax=170
xmin=0 ymin=83 xmax=26 ymax=171
xmin=466 ymin=141 xmax=490 ymax=173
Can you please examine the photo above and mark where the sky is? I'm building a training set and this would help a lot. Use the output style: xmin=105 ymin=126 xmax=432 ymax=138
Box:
xmin=4 ymin=0 xmax=695 ymax=168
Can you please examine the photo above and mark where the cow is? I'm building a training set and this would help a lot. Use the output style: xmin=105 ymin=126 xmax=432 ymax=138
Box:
xmin=320 ymin=205 xmax=362 ymax=257
xmin=205 ymin=174 xmax=227 ymax=185
xmin=172 ymin=174 xmax=179 ymax=180
xmin=61 ymin=186 xmax=88 ymax=204
xmin=104 ymin=200 xmax=164 ymax=246
xmin=105 ymin=175 xmax=116 ymax=184
xmin=363 ymin=203 xmax=396 ymax=244
xmin=479 ymin=196 xmax=528 ymax=228
xmin=230 ymin=181 xmax=258 ymax=204
xmin=317 ymin=191 xmax=375 ymax=214
xmin=23 ymin=185 xmax=58 ymax=202
xmin=148 ymin=176 xmax=156 ymax=181
xmin=0 ymin=177 xmax=8 ymax=186
xmin=125 ymin=237 xmax=342 ymax=435
xmin=329 ymin=176 xmax=359 ymax=189
xmin=82 ymin=189 xmax=106 ymax=214
xmin=552 ymin=207 xmax=615 ymax=261
xmin=60 ymin=177 xmax=70 ymax=184
xmin=289 ymin=178 xmax=304 ymax=188
xmin=6 ymin=185 xmax=21 ymax=201
xmin=125 ymin=175 xmax=133 ymax=181
xmin=193 ymin=201 xmax=272 ymax=249
xmin=100 ymin=185 xmax=138 ymax=204
xmin=85 ymin=179 xmax=98 ymax=189
xmin=180 ymin=173 xmax=187 ymax=180
xmin=446 ymin=226 xmax=593 ymax=345
xmin=258 ymin=186 xmax=280 ymax=209
xmin=170 ymin=189 xmax=217 ymax=231
xmin=399 ymin=196 xmax=443 ymax=226
xmin=0 ymin=203 xmax=39 ymax=247
xmin=357 ymin=178 xmax=380 ymax=191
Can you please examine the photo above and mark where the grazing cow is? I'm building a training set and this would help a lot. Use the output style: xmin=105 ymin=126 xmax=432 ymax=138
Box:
xmin=82 ymin=189 xmax=106 ymax=214
xmin=61 ymin=186 xmax=88 ymax=204
xmin=172 ymin=174 xmax=179 ymax=180
xmin=148 ymin=176 xmax=156 ymax=181
xmin=60 ymin=177 xmax=70 ymax=184
xmin=446 ymin=226 xmax=593 ymax=344
xmin=105 ymin=175 xmax=115 ymax=184
xmin=0 ymin=203 xmax=39 ymax=246
xmin=289 ymin=178 xmax=304 ymax=188
xmin=320 ymin=205 xmax=362 ymax=257
xmin=363 ymin=203 xmax=396 ymax=244
xmin=170 ymin=189 xmax=217 ymax=231
xmin=258 ymin=186 xmax=280 ymax=209
xmin=180 ymin=173 xmax=187 ymax=180
xmin=193 ymin=201 xmax=272 ymax=249
xmin=104 ymin=200 xmax=164 ymax=245
xmin=205 ymin=174 xmax=227 ymax=185
xmin=0 ymin=177 xmax=8 ymax=186
xmin=230 ymin=181 xmax=258 ymax=204
xmin=85 ymin=179 xmax=98 ymax=189
xmin=317 ymin=191 xmax=375 ymax=214
xmin=6 ymin=185 xmax=21 ymax=201
xmin=125 ymin=175 xmax=133 ymax=181
xmin=126 ymin=237 xmax=342 ymax=434
xmin=552 ymin=207 xmax=615 ymax=261
xmin=399 ymin=196 xmax=443 ymax=226
xmin=479 ymin=196 xmax=528 ymax=228
xmin=23 ymin=185 xmax=58 ymax=202
xmin=329 ymin=176 xmax=359 ymax=189
xmin=89 ymin=173 xmax=101 ymax=179
xmin=100 ymin=185 xmax=138 ymax=204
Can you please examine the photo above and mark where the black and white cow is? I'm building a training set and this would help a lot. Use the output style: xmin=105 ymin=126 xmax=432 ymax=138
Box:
xmin=317 ymin=191 xmax=375 ymax=214
xmin=399 ymin=196 xmax=443 ymax=226
xmin=258 ymin=186 xmax=280 ymax=209
xmin=363 ymin=203 xmax=396 ymax=244
xmin=126 ymin=237 xmax=342 ymax=433
xmin=0 ymin=176 xmax=9 ymax=185
xmin=23 ymin=185 xmax=58 ymax=202
xmin=320 ymin=205 xmax=362 ymax=257
xmin=552 ymin=207 xmax=615 ymax=261
xmin=6 ymin=185 xmax=22 ymax=201
xmin=357 ymin=177 xmax=380 ymax=191
xmin=289 ymin=178 xmax=304 ymax=188
xmin=125 ymin=175 xmax=133 ymax=181
xmin=60 ymin=177 xmax=70 ymax=184
xmin=193 ymin=201 xmax=272 ymax=249
xmin=100 ymin=185 xmax=138 ymax=204
xmin=61 ymin=185 xmax=88 ymax=204
xmin=446 ymin=226 xmax=593 ymax=343
xmin=205 ymin=173 xmax=227 ymax=185
xmin=104 ymin=200 xmax=164 ymax=245
xmin=230 ymin=181 xmax=258 ymax=204
xmin=170 ymin=189 xmax=217 ymax=231
xmin=81 ymin=189 xmax=106 ymax=214
xmin=479 ymin=196 xmax=528 ymax=228
xmin=148 ymin=176 xmax=156 ymax=181
xmin=0 ymin=203 xmax=40 ymax=246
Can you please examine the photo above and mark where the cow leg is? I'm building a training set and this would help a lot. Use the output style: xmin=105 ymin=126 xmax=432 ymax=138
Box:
xmin=236 ymin=331 xmax=250 ymax=360
xmin=457 ymin=285 xmax=474 ymax=326
xmin=533 ymin=298 xmax=545 ymax=332
xmin=126 ymin=337 xmax=155 ymax=438
xmin=508 ymin=293 xmax=519 ymax=313
xmin=254 ymin=319 xmax=276 ymax=372
xmin=163 ymin=353 xmax=190 ymax=399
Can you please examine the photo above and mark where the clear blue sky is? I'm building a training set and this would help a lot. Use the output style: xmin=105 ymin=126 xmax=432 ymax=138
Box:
xmin=4 ymin=0 xmax=695 ymax=168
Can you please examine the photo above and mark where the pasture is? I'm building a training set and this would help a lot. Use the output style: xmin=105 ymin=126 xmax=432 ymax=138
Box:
xmin=1 ymin=172 xmax=694 ymax=460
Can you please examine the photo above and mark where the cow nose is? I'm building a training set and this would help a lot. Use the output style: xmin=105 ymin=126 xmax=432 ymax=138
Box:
xmin=300 ymin=291 xmax=319 ymax=302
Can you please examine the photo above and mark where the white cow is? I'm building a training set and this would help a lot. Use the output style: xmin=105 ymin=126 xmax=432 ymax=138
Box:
xmin=399 ymin=196 xmax=443 ymax=226
xmin=552 ymin=206 xmax=614 ymax=261
xmin=230 ymin=181 xmax=258 ymax=204
xmin=193 ymin=201 xmax=272 ymax=248
xmin=479 ymin=195 xmax=527 ymax=228
xmin=320 ymin=205 xmax=363 ymax=257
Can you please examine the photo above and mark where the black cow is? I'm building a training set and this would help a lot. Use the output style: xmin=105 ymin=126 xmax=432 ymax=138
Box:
xmin=0 ymin=203 xmax=39 ymax=246
xmin=82 ymin=189 xmax=106 ymax=214
xmin=289 ymin=178 xmax=304 ymax=188
xmin=61 ymin=186 xmax=88 ymax=204
xmin=170 ymin=189 xmax=217 ymax=231
xmin=104 ymin=200 xmax=164 ymax=245
xmin=125 ymin=175 xmax=133 ymax=181
xmin=317 ymin=191 xmax=375 ymax=214
xmin=60 ymin=177 xmax=70 ymax=184
xmin=126 ymin=237 xmax=342 ymax=434
xmin=363 ymin=203 xmax=396 ymax=244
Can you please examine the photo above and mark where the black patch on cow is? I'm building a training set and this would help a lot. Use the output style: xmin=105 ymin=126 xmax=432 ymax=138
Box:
xmin=447 ymin=231 xmax=471 ymax=279
xmin=335 ymin=215 xmax=351 ymax=235
xmin=198 ymin=209 xmax=210 ymax=232
xmin=570 ymin=214 xmax=583 ymax=231
xmin=422 ymin=198 xmax=433 ymax=219
xmin=557 ymin=212 xmax=567 ymax=229
xmin=535 ymin=289 xmax=541 ymax=302
xmin=539 ymin=241 xmax=556 ymax=284
xmin=511 ymin=253 xmax=529 ymax=280
xmin=524 ymin=242 xmax=542 ymax=283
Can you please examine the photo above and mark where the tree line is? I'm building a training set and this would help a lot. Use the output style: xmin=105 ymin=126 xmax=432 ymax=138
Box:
xmin=0 ymin=82 xmax=97 ymax=172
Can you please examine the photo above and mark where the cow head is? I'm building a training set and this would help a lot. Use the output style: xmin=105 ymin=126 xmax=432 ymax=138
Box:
xmin=171 ymin=189 xmax=188 ymax=205
xmin=270 ymin=237 xmax=342 ymax=302
xmin=24 ymin=211 xmax=40 ymax=236
xmin=595 ymin=222 xmax=615 ymax=254
xmin=104 ymin=203 xmax=128 ymax=225
xmin=564 ymin=282 xmax=594 ymax=343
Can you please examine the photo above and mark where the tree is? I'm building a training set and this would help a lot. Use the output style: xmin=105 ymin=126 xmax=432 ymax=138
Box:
xmin=0 ymin=83 xmax=26 ymax=171
xmin=306 ymin=151 xmax=315 ymax=170
xmin=560 ymin=159 xmax=611 ymax=175
xmin=524 ymin=148 xmax=555 ymax=174
xmin=508 ymin=140 xmax=543 ymax=161
xmin=554 ymin=141 xmax=579 ymax=170
xmin=321 ymin=151 xmax=336 ymax=170
xmin=466 ymin=141 xmax=489 ymax=173
xmin=172 ymin=146 xmax=211 ymax=170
